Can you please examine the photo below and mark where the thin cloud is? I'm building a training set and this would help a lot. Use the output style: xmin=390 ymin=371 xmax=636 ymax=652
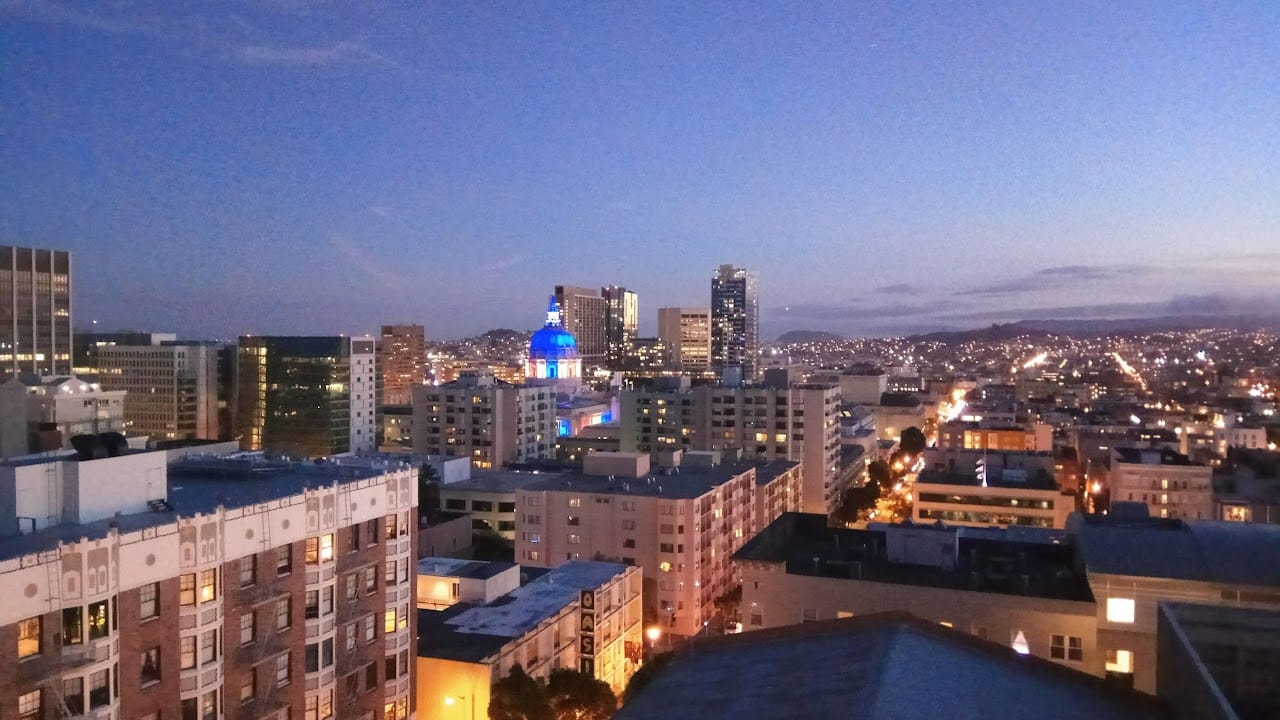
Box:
xmin=954 ymin=264 xmax=1154 ymax=297
xmin=233 ymin=41 xmax=398 ymax=68
xmin=876 ymin=283 xmax=917 ymax=295
xmin=480 ymin=255 xmax=525 ymax=273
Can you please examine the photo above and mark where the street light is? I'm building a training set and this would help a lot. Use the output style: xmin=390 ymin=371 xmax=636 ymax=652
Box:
xmin=445 ymin=695 xmax=475 ymax=720
xmin=645 ymin=626 xmax=662 ymax=644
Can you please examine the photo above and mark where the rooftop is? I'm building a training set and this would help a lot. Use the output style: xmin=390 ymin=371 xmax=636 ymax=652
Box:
xmin=417 ymin=557 xmax=516 ymax=581
xmin=1076 ymin=515 xmax=1280 ymax=587
xmin=917 ymin=469 xmax=1059 ymax=492
xmin=1114 ymin=447 xmax=1200 ymax=466
xmin=523 ymin=460 xmax=758 ymax=499
xmin=614 ymin=613 xmax=1167 ymax=720
xmin=733 ymin=513 xmax=1092 ymax=603
xmin=441 ymin=469 xmax=567 ymax=494
xmin=752 ymin=460 xmax=800 ymax=487
xmin=418 ymin=560 xmax=630 ymax=663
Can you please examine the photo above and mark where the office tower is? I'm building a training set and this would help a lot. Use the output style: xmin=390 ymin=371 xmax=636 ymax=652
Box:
xmin=553 ymin=285 xmax=608 ymax=367
xmin=710 ymin=264 xmax=758 ymax=382
xmin=602 ymin=286 xmax=638 ymax=370
xmin=236 ymin=336 xmax=378 ymax=457
xmin=0 ymin=447 xmax=418 ymax=720
xmin=95 ymin=342 xmax=221 ymax=442
xmin=0 ymin=245 xmax=72 ymax=378
xmin=411 ymin=370 xmax=556 ymax=469
xmin=379 ymin=324 xmax=426 ymax=406
xmin=657 ymin=307 xmax=711 ymax=374
xmin=73 ymin=331 xmax=177 ymax=379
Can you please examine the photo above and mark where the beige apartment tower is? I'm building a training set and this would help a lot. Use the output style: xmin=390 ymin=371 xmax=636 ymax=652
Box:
xmin=657 ymin=308 xmax=711 ymax=374
xmin=379 ymin=324 xmax=427 ymax=406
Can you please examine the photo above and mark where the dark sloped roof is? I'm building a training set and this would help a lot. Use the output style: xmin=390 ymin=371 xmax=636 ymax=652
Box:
xmin=615 ymin=613 xmax=1168 ymax=720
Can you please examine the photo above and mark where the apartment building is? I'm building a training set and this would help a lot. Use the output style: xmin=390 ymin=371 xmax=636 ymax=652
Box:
xmin=0 ymin=444 xmax=418 ymax=720
xmin=734 ymin=511 xmax=1280 ymax=696
xmin=1111 ymin=448 xmax=1213 ymax=520
xmin=412 ymin=371 xmax=556 ymax=470
xmin=936 ymin=420 xmax=1054 ymax=453
xmin=514 ymin=451 xmax=798 ymax=638
xmin=438 ymin=470 xmax=565 ymax=540
xmin=416 ymin=560 xmax=642 ymax=718
xmin=913 ymin=469 xmax=1075 ymax=529
xmin=95 ymin=343 xmax=220 ymax=443
xmin=734 ymin=515 xmax=1099 ymax=676
xmin=619 ymin=381 xmax=843 ymax=515
xmin=378 ymin=325 xmax=426 ymax=406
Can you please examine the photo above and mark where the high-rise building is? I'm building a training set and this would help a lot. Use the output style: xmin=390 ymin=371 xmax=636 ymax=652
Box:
xmin=0 ymin=447 xmax=419 ymax=720
xmin=73 ymin=331 xmax=177 ymax=379
xmin=710 ymin=264 xmax=758 ymax=382
xmin=379 ymin=324 xmax=426 ymax=406
xmin=602 ymin=285 xmax=638 ymax=370
xmin=657 ymin=307 xmax=711 ymax=374
xmin=236 ymin=336 xmax=379 ymax=457
xmin=411 ymin=370 xmax=556 ymax=469
xmin=0 ymin=245 xmax=72 ymax=378
xmin=554 ymin=285 xmax=608 ymax=367
xmin=96 ymin=342 xmax=221 ymax=442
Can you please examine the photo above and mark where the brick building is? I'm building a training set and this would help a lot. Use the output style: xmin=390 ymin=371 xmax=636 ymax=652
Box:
xmin=0 ymin=444 xmax=417 ymax=720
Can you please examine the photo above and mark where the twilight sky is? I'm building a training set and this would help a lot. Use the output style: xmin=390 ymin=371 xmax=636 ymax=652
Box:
xmin=2 ymin=1 xmax=1278 ymax=340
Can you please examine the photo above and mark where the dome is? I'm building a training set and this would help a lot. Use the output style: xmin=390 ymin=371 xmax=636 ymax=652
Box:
xmin=528 ymin=295 xmax=578 ymax=359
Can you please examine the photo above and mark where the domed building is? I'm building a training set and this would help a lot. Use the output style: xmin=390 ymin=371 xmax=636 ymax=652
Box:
xmin=527 ymin=296 xmax=582 ymax=386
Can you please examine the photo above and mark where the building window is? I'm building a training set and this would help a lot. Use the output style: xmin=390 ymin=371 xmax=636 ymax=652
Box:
xmin=63 ymin=607 xmax=83 ymax=645
xmin=364 ymin=566 xmax=377 ymax=595
xmin=384 ymin=514 xmax=398 ymax=539
xmin=1051 ymin=634 xmax=1084 ymax=662
xmin=365 ymin=662 xmax=378 ymax=691
xmin=87 ymin=600 xmax=110 ymax=640
xmin=1011 ymin=630 xmax=1031 ymax=655
xmin=181 ymin=635 xmax=197 ymax=669
xmin=384 ymin=609 xmax=397 ymax=634
xmin=142 ymin=646 xmax=162 ymax=684
xmin=1106 ymin=597 xmax=1136 ymax=624
xmin=199 ymin=568 xmax=217 ymax=603
xmin=276 ymin=598 xmax=291 ymax=631
xmin=199 ymin=629 xmax=218 ymax=665
xmin=240 ymin=555 xmax=257 ymax=587
xmin=17 ymin=616 xmax=41 ymax=659
xmin=240 ymin=671 xmax=256 ymax=702
xmin=18 ymin=689 xmax=41 ymax=718
xmin=200 ymin=689 xmax=218 ymax=720
xmin=345 ymin=623 xmax=357 ymax=651
xmin=567 ymin=515 xmax=581 ymax=526
xmin=276 ymin=545 xmax=293 ymax=575
xmin=240 ymin=612 xmax=255 ymax=645
xmin=140 ymin=582 xmax=159 ymax=619
xmin=306 ymin=534 xmax=334 ymax=564
xmin=306 ymin=590 xmax=320 ymax=619
xmin=1105 ymin=648 xmax=1134 ymax=674
xmin=363 ymin=614 xmax=376 ymax=642
xmin=567 ymin=534 xmax=581 ymax=545
xmin=801 ymin=608 xmax=818 ymax=623
xmin=347 ymin=528 xmax=360 ymax=553
xmin=322 ymin=585 xmax=334 ymax=615
xmin=276 ymin=652 xmax=291 ymax=687
xmin=88 ymin=668 xmax=110 ymax=709
xmin=62 ymin=678 xmax=84 ymax=715
xmin=179 ymin=573 xmax=196 ymax=606
xmin=568 ymin=498 xmax=582 ymax=508
xmin=367 ymin=518 xmax=380 ymax=545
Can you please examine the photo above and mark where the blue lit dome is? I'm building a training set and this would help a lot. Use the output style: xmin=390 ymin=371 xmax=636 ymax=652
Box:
xmin=529 ymin=296 xmax=578 ymax=358
xmin=527 ymin=296 xmax=582 ymax=383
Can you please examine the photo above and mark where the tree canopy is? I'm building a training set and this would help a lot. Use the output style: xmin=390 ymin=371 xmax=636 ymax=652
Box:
xmin=489 ymin=665 xmax=552 ymax=720
xmin=546 ymin=668 xmax=617 ymax=720
xmin=900 ymin=426 xmax=927 ymax=456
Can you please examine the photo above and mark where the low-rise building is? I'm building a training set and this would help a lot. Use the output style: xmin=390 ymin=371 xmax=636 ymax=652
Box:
xmin=1111 ymin=448 xmax=1213 ymax=520
xmin=418 ymin=510 xmax=474 ymax=559
xmin=913 ymin=469 xmax=1075 ymax=528
xmin=0 ymin=375 xmax=127 ymax=456
xmin=416 ymin=560 xmax=642 ymax=718
xmin=439 ymin=470 xmax=567 ymax=540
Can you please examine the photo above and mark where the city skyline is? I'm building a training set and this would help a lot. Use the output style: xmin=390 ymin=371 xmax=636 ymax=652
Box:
xmin=2 ymin=2 xmax=1278 ymax=340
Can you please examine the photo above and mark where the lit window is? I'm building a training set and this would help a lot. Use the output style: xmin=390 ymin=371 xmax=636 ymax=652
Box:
xmin=1106 ymin=597 xmax=1135 ymax=624
xmin=1105 ymin=648 xmax=1133 ymax=674
xmin=384 ymin=609 xmax=397 ymax=634
xmin=658 ymin=562 xmax=672 ymax=572
xmin=198 ymin=568 xmax=217 ymax=602
xmin=1011 ymin=630 xmax=1030 ymax=655
xmin=179 ymin=573 xmax=196 ymax=606
xmin=17 ymin=616 xmax=41 ymax=659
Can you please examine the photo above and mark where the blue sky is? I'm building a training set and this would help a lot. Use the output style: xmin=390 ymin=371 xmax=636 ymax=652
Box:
xmin=1 ymin=0 xmax=1277 ymax=339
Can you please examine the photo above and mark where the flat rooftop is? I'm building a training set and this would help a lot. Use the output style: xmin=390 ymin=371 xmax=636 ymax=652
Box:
xmin=440 ymin=469 xmax=567 ymax=494
xmin=614 ymin=613 xmax=1167 ymax=720
xmin=1114 ymin=447 xmax=1199 ymax=466
xmin=917 ymin=469 xmax=1059 ymax=492
xmin=733 ymin=513 xmax=1093 ymax=603
xmin=418 ymin=560 xmax=629 ymax=663
xmin=752 ymin=460 xmax=800 ymax=487
xmin=522 ymin=460 xmax=759 ymax=499
xmin=417 ymin=557 xmax=515 ymax=581
xmin=1077 ymin=515 xmax=1280 ymax=587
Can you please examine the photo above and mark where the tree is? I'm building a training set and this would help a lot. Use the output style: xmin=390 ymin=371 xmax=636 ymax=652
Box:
xmin=868 ymin=460 xmax=891 ymax=486
xmin=490 ymin=665 xmax=552 ymax=720
xmin=546 ymin=669 xmax=616 ymax=720
xmin=900 ymin=426 xmax=927 ymax=456
xmin=419 ymin=462 xmax=442 ymax=518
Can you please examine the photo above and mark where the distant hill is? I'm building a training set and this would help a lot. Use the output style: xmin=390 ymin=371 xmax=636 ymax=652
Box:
xmin=775 ymin=330 xmax=846 ymax=344
xmin=909 ymin=314 xmax=1280 ymax=343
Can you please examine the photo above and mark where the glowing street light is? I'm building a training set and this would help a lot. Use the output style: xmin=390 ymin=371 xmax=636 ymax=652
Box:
xmin=646 ymin=626 xmax=662 ymax=644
